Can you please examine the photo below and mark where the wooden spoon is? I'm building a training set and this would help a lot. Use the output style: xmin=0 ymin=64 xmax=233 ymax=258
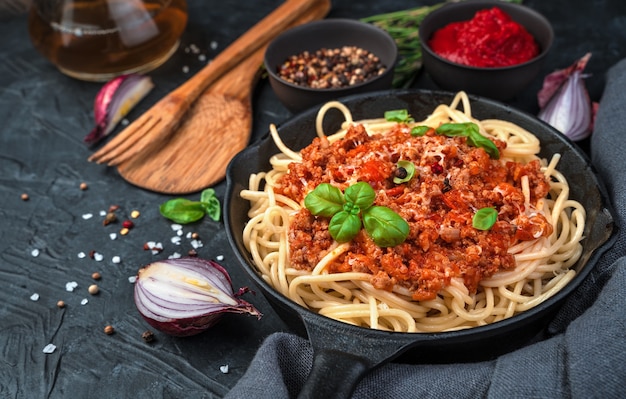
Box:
xmin=101 ymin=0 xmax=331 ymax=194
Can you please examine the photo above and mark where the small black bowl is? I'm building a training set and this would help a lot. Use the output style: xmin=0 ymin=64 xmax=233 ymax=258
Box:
xmin=264 ymin=19 xmax=398 ymax=113
xmin=419 ymin=0 xmax=553 ymax=100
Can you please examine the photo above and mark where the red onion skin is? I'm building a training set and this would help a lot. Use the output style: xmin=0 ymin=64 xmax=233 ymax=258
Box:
xmin=537 ymin=53 xmax=593 ymax=141
xmin=134 ymin=258 xmax=262 ymax=337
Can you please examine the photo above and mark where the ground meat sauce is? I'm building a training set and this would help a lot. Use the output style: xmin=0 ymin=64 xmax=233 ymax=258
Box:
xmin=428 ymin=7 xmax=540 ymax=68
xmin=274 ymin=123 xmax=552 ymax=301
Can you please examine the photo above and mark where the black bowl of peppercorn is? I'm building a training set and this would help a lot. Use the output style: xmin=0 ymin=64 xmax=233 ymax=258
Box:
xmin=418 ymin=0 xmax=553 ymax=101
xmin=264 ymin=18 xmax=398 ymax=113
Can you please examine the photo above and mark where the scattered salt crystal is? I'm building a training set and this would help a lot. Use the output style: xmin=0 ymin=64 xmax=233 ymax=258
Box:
xmin=30 ymin=293 xmax=40 ymax=301
xmin=80 ymin=298 xmax=88 ymax=305
xmin=216 ymin=255 xmax=224 ymax=261
xmin=184 ymin=46 xmax=190 ymax=53
xmin=190 ymin=239 xmax=203 ymax=249
xmin=210 ymin=41 xmax=218 ymax=50
xmin=99 ymin=210 xmax=107 ymax=217
xmin=112 ymin=256 xmax=121 ymax=264
xmin=190 ymin=44 xmax=200 ymax=54
xmin=128 ymin=276 xmax=137 ymax=283
xmin=146 ymin=241 xmax=156 ymax=248
xmin=186 ymin=232 xmax=192 ymax=239
xmin=82 ymin=213 xmax=93 ymax=220
xmin=171 ymin=224 xmax=183 ymax=231
xmin=94 ymin=252 xmax=104 ymax=262
xmin=42 ymin=344 xmax=57 ymax=354
xmin=121 ymin=118 xmax=129 ymax=126
xmin=66 ymin=281 xmax=78 ymax=292
xmin=177 ymin=229 xmax=183 ymax=237
xmin=198 ymin=54 xmax=207 ymax=62
xmin=77 ymin=252 xmax=86 ymax=259
xmin=109 ymin=233 xmax=117 ymax=240
xmin=168 ymin=252 xmax=182 ymax=259
xmin=31 ymin=249 xmax=40 ymax=257
xmin=182 ymin=65 xmax=189 ymax=73
xmin=219 ymin=365 xmax=229 ymax=374
xmin=171 ymin=236 xmax=182 ymax=245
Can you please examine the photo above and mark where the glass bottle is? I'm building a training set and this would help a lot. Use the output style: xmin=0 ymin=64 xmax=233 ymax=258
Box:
xmin=28 ymin=0 xmax=188 ymax=81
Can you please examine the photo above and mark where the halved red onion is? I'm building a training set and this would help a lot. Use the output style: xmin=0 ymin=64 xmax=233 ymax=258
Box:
xmin=538 ymin=53 xmax=594 ymax=141
xmin=84 ymin=74 xmax=154 ymax=145
xmin=134 ymin=257 xmax=261 ymax=337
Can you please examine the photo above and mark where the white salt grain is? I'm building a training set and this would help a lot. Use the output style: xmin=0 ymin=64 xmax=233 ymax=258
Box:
xmin=112 ymin=256 xmax=121 ymax=264
xmin=171 ymin=236 xmax=182 ymax=245
xmin=216 ymin=255 xmax=224 ymax=261
xmin=80 ymin=298 xmax=88 ymax=305
xmin=210 ymin=41 xmax=218 ymax=50
xmin=168 ymin=252 xmax=182 ymax=259
xmin=171 ymin=224 xmax=183 ymax=231
xmin=191 ymin=239 xmax=203 ymax=249
xmin=82 ymin=213 xmax=93 ymax=220
xmin=128 ymin=276 xmax=137 ymax=283
xmin=219 ymin=365 xmax=229 ymax=374
xmin=99 ymin=210 xmax=107 ymax=217
xmin=177 ymin=229 xmax=183 ymax=237
xmin=94 ymin=252 xmax=104 ymax=262
xmin=182 ymin=65 xmax=189 ymax=73
xmin=66 ymin=281 xmax=78 ymax=292
xmin=31 ymin=249 xmax=40 ymax=257
xmin=109 ymin=233 xmax=117 ymax=240
xmin=198 ymin=54 xmax=207 ymax=62
xmin=42 ymin=343 xmax=56 ymax=354
xmin=30 ymin=293 xmax=40 ymax=301
xmin=77 ymin=252 xmax=86 ymax=259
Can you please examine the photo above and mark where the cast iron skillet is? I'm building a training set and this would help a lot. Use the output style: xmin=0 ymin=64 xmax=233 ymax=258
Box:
xmin=224 ymin=90 xmax=616 ymax=399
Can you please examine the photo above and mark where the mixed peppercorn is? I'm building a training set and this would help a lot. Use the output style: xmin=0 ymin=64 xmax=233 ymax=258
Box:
xmin=277 ymin=46 xmax=387 ymax=89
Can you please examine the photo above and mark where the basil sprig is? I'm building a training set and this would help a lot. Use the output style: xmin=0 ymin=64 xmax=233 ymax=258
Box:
xmin=159 ymin=188 xmax=221 ymax=224
xmin=384 ymin=109 xmax=414 ymax=123
xmin=435 ymin=122 xmax=500 ymax=159
xmin=472 ymin=207 xmax=498 ymax=230
xmin=305 ymin=182 xmax=409 ymax=247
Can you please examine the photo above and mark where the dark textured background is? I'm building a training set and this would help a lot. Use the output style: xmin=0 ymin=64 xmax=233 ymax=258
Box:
xmin=1 ymin=1 xmax=624 ymax=398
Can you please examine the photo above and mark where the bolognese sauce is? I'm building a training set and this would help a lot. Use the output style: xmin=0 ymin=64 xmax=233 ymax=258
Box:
xmin=275 ymin=122 xmax=553 ymax=301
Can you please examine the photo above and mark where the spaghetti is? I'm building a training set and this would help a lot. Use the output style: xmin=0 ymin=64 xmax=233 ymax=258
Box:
xmin=241 ymin=92 xmax=585 ymax=333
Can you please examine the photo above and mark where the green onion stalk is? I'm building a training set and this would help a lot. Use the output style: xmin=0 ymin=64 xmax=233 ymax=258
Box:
xmin=360 ymin=0 xmax=523 ymax=88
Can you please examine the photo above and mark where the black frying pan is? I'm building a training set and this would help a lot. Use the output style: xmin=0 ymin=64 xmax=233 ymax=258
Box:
xmin=224 ymin=90 xmax=615 ymax=399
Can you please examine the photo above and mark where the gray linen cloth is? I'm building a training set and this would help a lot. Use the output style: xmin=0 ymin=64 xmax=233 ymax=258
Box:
xmin=225 ymin=59 xmax=626 ymax=399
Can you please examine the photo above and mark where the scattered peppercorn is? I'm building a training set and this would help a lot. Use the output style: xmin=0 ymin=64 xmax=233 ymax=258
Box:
xmin=277 ymin=46 xmax=387 ymax=89
xmin=130 ymin=210 xmax=140 ymax=219
xmin=122 ymin=220 xmax=134 ymax=229
xmin=89 ymin=250 xmax=97 ymax=259
xmin=57 ymin=300 xmax=66 ymax=308
xmin=191 ymin=232 xmax=200 ymax=240
xmin=103 ymin=212 xmax=118 ymax=226
xmin=141 ymin=330 xmax=155 ymax=343
xmin=188 ymin=249 xmax=198 ymax=257
xmin=88 ymin=284 xmax=99 ymax=295
xmin=104 ymin=325 xmax=115 ymax=335
xmin=442 ymin=177 xmax=453 ymax=193
xmin=394 ymin=167 xmax=408 ymax=180
xmin=120 ymin=227 xmax=130 ymax=236
xmin=21 ymin=193 xmax=29 ymax=201
xmin=79 ymin=182 xmax=88 ymax=190
xmin=91 ymin=272 xmax=101 ymax=280
xmin=108 ymin=204 xmax=120 ymax=212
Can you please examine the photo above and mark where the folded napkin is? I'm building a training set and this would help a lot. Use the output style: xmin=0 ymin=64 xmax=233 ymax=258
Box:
xmin=225 ymin=59 xmax=626 ymax=399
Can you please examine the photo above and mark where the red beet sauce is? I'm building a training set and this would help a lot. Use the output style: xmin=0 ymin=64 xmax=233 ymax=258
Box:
xmin=428 ymin=7 xmax=539 ymax=68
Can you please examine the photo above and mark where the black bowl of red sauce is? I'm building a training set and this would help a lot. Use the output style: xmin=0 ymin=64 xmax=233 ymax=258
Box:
xmin=419 ymin=0 xmax=553 ymax=101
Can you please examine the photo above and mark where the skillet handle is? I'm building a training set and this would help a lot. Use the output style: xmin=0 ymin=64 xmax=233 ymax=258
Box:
xmin=297 ymin=349 xmax=369 ymax=399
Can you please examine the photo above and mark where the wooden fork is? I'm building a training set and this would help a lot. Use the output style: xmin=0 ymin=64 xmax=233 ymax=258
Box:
xmin=88 ymin=0 xmax=325 ymax=166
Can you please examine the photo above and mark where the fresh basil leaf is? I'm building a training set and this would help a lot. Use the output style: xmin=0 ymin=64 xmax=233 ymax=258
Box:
xmin=467 ymin=131 xmax=500 ymax=159
xmin=410 ymin=125 xmax=430 ymax=136
xmin=435 ymin=122 xmax=473 ymax=137
xmin=329 ymin=211 xmax=362 ymax=243
xmin=473 ymin=207 xmax=498 ymax=230
xmin=362 ymin=206 xmax=409 ymax=247
xmin=159 ymin=199 xmax=207 ymax=224
xmin=344 ymin=182 xmax=375 ymax=210
xmin=305 ymin=183 xmax=344 ymax=217
xmin=393 ymin=160 xmax=416 ymax=184
xmin=384 ymin=109 xmax=414 ymax=123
